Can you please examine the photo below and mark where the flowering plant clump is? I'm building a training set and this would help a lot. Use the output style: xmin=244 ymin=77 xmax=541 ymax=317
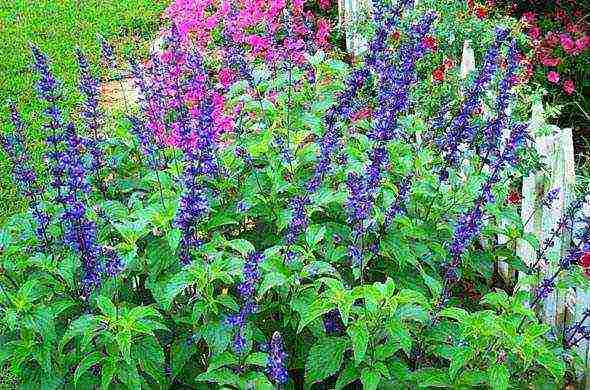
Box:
xmin=485 ymin=0 xmax=589 ymax=127
xmin=1 ymin=0 xmax=590 ymax=388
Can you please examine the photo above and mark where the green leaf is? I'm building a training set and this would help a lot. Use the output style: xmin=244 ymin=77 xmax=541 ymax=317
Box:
xmin=197 ymin=368 xmax=240 ymax=386
xmin=113 ymin=219 xmax=148 ymax=245
xmin=128 ymin=305 xmax=160 ymax=320
xmin=258 ymin=272 xmax=287 ymax=298
xmin=306 ymin=337 xmax=348 ymax=384
xmin=488 ymin=363 xmax=509 ymax=390
xmin=306 ymin=224 xmax=327 ymax=247
xmin=387 ymin=319 xmax=412 ymax=355
xmin=412 ymin=368 xmax=451 ymax=388
xmin=524 ymin=323 xmax=550 ymax=341
xmin=201 ymin=321 xmax=232 ymax=354
xmin=438 ymin=307 xmax=469 ymax=323
xmin=131 ymin=336 xmax=165 ymax=383
xmin=420 ymin=270 xmax=442 ymax=299
xmin=74 ymin=351 xmax=103 ymax=385
xmin=301 ymin=261 xmax=338 ymax=278
xmin=374 ymin=342 xmax=401 ymax=361
xmin=536 ymin=349 xmax=565 ymax=380
xmin=245 ymin=352 xmax=268 ymax=367
xmin=480 ymin=291 xmax=510 ymax=310
xmin=0 ymin=342 xmax=16 ymax=365
xmin=335 ymin=362 xmax=360 ymax=390
xmin=347 ymin=321 xmax=369 ymax=364
xmin=101 ymin=357 xmax=117 ymax=390
xmin=60 ymin=315 xmax=101 ymax=351
xmin=457 ymin=370 xmax=487 ymax=386
xmin=51 ymin=299 xmax=77 ymax=317
xmin=297 ymin=299 xmax=332 ymax=333
xmin=171 ymin=339 xmax=195 ymax=377
xmin=148 ymin=271 xmax=190 ymax=310
xmin=448 ymin=346 xmax=474 ymax=380
xmin=227 ymin=239 xmax=255 ymax=256
xmin=117 ymin=361 xmax=142 ymax=388
xmin=96 ymin=296 xmax=116 ymax=318
xmin=116 ymin=331 xmax=132 ymax=365
xmin=209 ymin=352 xmax=238 ymax=371
xmin=100 ymin=200 xmax=128 ymax=221
xmin=361 ymin=368 xmax=381 ymax=390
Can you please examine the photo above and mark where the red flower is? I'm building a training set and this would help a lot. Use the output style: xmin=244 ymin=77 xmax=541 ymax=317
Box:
xmin=555 ymin=8 xmax=566 ymax=21
xmin=390 ymin=31 xmax=401 ymax=41
xmin=475 ymin=5 xmax=487 ymax=19
xmin=432 ymin=67 xmax=445 ymax=82
xmin=507 ymin=191 xmax=520 ymax=205
xmin=544 ymin=31 xmax=559 ymax=47
xmin=350 ymin=107 xmax=372 ymax=122
xmin=580 ymin=252 xmax=590 ymax=268
xmin=585 ymin=268 xmax=590 ymax=279
xmin=422 ymin=35 xmax=438 ymax=51
xmin=563 ymin=79 xmax=575 ymax=95
xmin=443 ymin=57 xmax=454 ymax=70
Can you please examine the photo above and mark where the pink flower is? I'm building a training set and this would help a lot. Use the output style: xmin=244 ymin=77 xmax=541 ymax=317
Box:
xmin=292 ymin=0 xmax=304 ymax=14
xmin=315 ymin=18 xmax=331 ymax=48
xmin=319 ymin=0 xmax=331 ymax=10
xmin=563 ymin=79 xmax=575 ymax=95
xmin=521 ymin=11 xmax=536 ymax=25
xmin=560 ymin=33 xmax=576 ymax=54
xmin=555 ymin=8 xmax=566 ymax=21
xmin=218 ymin=68 xmax=235 ymax=87
xmin=247 ymin=34 xmax=270 ymax=56
xmin=575 ymin=35 xmax=589 ymax=52
xmin=528 ymin=26 xmax=541 ymax=40
xmin=267 ymin=91 xmax=278 ymax=103
xmin=547 ymin=71 xmax=560 ymax=84
xmin=212 ymin=92 xmax=225 ymax=108
xmin=350 ymin=107 xmax=372 ymax=122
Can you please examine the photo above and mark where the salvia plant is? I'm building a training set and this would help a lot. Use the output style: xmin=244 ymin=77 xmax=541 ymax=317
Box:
xmin=1 ymin=0 xmax=590 ymax=388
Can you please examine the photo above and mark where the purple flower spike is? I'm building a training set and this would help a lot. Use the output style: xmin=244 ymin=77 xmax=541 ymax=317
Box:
xmin=266 ymin=332 xmax=288 ymax=385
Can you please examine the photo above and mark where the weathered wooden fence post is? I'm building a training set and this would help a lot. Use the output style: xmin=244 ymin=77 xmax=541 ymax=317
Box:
xmin=340 ymin=0 xmax=372 ymax=56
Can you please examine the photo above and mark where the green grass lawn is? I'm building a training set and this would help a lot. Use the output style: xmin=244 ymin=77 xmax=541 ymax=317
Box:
xmin=0 ymin=0 xmax=169 ymax=223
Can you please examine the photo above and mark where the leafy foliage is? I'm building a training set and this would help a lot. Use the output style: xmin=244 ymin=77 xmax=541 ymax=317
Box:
xmin=0 ymin=0 xmax=588 ymax=388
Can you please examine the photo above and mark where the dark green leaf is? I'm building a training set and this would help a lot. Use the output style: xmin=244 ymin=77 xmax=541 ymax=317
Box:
xmin=347 ymin=320 xmax=369 ymax=364
xmin=74 ymin=352 xmax=103 ymax=385
xmin=306 ymin=224 xmax=327 ymax=247
xmin=488 ymin=363 xmax=509 ymax=390
xmin=305 ymin=337 xmax=348 ymax=384
xmin=96 ymin=296 xmax=117 ymax=318
xmin=245 ymin=352 xmax=268 ymax=367
xmin=361 ymin=368 xmax=381 ymax=390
